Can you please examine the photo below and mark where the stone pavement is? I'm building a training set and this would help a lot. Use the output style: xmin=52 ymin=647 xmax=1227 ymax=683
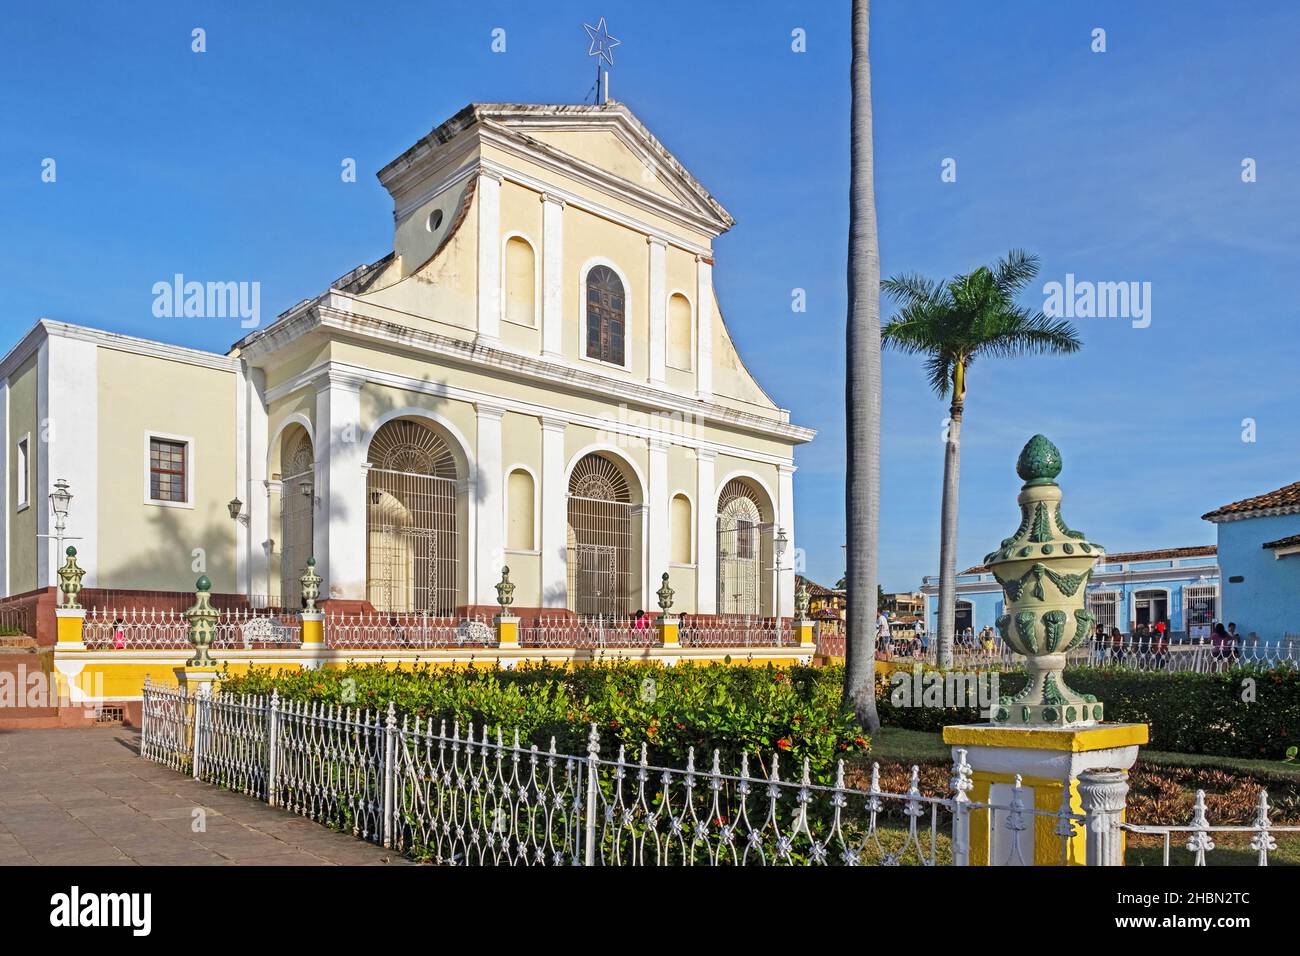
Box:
xmin=0 ymin=727 xmax=408 ymax=865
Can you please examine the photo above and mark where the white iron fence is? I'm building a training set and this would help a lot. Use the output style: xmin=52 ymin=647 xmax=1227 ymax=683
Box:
xmin=139 ymin=682 xmax=1294 ymax=867
xmin=324 ymin=612 xmax=492 ymax=649
xmin=85 ymin=607 xmax=301 ymax=650
xmin=521 ymin=614 xmax=660 ymax=649
xmin=680 ymin=614 xmax=794 ymax=648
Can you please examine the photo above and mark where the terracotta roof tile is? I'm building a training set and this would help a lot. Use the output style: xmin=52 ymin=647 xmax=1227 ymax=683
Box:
xmin=1263 ymin=534 xmax=1300 ymax=550
xmin=1203 ymin=482 xmax=1300 ymax=522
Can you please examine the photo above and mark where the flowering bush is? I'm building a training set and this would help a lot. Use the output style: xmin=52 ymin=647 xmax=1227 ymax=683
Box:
xmin=222 ymin=661 xmax=868 ymax=780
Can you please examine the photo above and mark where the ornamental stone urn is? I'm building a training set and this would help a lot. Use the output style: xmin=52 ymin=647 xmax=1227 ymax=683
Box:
xmin=183 ymin=575 xmax=219 ymax=667
xmin=984 ymin=435 xmax=1105 ymax=727
xmin=57 ymin=546 xmax=85 ymax=609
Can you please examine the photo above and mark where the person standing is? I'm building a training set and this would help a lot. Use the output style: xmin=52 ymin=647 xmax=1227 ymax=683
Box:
xmin=877 ymin=609 xmax=892 ymax=655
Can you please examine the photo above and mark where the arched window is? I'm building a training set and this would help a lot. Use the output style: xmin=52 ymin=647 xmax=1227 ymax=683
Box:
xmin=504 ymin=236 xmax=536 ymax=327
xmin=670 ymin=494 xmax=693 ymax=564
xmin=366 ymin=419 xmax=460 ymax=614
xmin=585 ymin=265 xmax=625 ymax=366
xmin=667 ymin=293 xmax=693 ymax=371
xmin=567 ymin=453 xmax=633 ymax=615
xmin=506 ymin=469 xmax=536 ymax=551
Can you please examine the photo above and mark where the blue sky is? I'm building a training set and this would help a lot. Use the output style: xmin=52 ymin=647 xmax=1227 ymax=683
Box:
xmin=2 ymin=1 xmax=1297 ymax=591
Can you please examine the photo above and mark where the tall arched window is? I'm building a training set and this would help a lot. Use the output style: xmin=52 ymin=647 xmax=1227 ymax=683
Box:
xmin=585 ymin=265 xmax=625 ymax=366
xmin=506 ymin=469 xmax=536 ymax=551
xmin=670 ymin=494 xmax=693 ymax=564
xmin=366 ymin=419 xmax=460 ymax=614
xmin=504 ymin=236 xmax=537 ymax=327
xmin=667 ymin=293 xmax=693 ymax=371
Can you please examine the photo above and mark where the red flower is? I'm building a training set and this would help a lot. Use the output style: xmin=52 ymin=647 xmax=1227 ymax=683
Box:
xmin=777 ymin=738 xmax=792 ymax=751
xmin=609 ymin=720 xmax=620 ymax=728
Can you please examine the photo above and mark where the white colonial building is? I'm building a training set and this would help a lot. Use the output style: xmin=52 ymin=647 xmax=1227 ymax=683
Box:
xmin=0 ymin=102 xmax=814 ymax=619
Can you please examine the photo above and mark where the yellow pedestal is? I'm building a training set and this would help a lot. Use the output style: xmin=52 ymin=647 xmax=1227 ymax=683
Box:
xmin=659 ymin=615 xmax=680 ymax=647
xmin=174 ymin=665 xmax=221 ymax=693
xmin=300 ymin=611 xmax=324 ymax=645
xmin=942 ymin=722 xmax=1148 ymax=866
xmin=794 ymin=619 xmax=815 ymax=649
xmin=496 ymin=614 xmax=520 ymax=649
xmin=55 ymin=608 xmax=86 ymax=648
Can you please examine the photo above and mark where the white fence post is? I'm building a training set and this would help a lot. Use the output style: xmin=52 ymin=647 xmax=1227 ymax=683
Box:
xmin=140 ymin=676 xmax=152 ymax=748
xmin=382 ymin=702 xmax=397 ymax=849
xmin=266 ymin=689 xmax=280 ymax=807
xmin=583 ymin=723 xmax=600 ymax=866
xmin=949 ymin=748 xmax=973 ymax=866
xmin=191 ymin=684 xmax=209 ymax=781
xmin=1078 ymin=769 xmax=1129 ymax=866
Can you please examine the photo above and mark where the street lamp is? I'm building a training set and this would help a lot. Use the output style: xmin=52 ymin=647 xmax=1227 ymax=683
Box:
xmin=774 ymin=527 xmax=789 ymax=619
xmin=39 ymin=478 xmax=82 ymax=572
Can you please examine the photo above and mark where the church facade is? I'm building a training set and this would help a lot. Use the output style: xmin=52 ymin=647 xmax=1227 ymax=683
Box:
xmin=0 ymin=102 xmax=814 ymax=621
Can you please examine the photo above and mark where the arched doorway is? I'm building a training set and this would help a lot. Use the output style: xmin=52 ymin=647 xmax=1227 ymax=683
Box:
xmin=567 ymin=453 xmax=636 ymax=616
xmin=365 ymin=419 xmax=460 ymax=613
xmin=275 ymin=428 xmax=315 ymax=608
xmin=716 ymin=478 xmax=774 ymax=616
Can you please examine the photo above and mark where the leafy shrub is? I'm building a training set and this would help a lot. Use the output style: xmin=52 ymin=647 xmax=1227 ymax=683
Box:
xmin=876 ymin=664 xmax=1300 ymax=759
xmin=221 ymin=661 xmax=868 ymax=781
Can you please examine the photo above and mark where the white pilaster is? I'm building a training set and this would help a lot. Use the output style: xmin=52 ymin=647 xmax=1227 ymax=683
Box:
xmin=540 ymin=417 xmax=567 ymax=608
xmin=647 ymin=237 xmax=668 ymax=386
xmin=695 ymin=448 xmax=717 ymax=614
xmin=246 ymin=367 xmax=270 ymax=599
xmin=476 ymin=170 xmax=504 ymax=347
xmin=234 ymin=362 xmax=248 ymax=595
xmin=647 ymin=438 xmax=670 ymax=600
xmin=541 ymin=193 xmax=566 ymax=359
xmin=313 ymin=369 xmax=366 ymax=601
xmin=43 ymin=334 xmax=99 ymax=588
xmin=777 ymin=462 xmax=797 ymax=620
xmin=474 ymin=403 xmax=505 ymax=605
xmin=0 ymin=377 xmax=8 ymax=596
xmin=695 ymin=255 xmax=714 ymax=400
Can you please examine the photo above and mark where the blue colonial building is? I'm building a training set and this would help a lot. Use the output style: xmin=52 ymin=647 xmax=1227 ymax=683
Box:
xmin=920 ymin=545 xmax=1220 ymax=641
xmin=1203 ymin=481 xmax=1300 ymax=646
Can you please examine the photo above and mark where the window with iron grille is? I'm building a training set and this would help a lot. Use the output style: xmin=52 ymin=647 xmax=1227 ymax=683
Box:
xmin=149 ymin=438 xmax=187 ymax=503
xmin=585 ymin=265 xmax=625 ymax=366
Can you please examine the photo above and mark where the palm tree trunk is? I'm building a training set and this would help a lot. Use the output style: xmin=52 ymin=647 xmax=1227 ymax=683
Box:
xmin=935 ymin=401 xmax=963 ymax=670
xmin=843 ymin=0 xmax=881 ymax=733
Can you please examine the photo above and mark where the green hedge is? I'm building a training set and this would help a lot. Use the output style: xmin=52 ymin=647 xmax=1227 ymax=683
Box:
xmin=221 ymin=661 xmax=867 ymax=781
xmin=876 ymin=665 xmax=1300 ymax=759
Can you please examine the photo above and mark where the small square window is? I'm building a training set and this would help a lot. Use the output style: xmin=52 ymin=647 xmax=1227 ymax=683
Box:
xmin=149 ymin=438 xmax=187 ymax=503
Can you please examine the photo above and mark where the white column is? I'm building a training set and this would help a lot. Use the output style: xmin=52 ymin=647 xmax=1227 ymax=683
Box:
xmin=1079 ymin=770 xmax=1131 ymax=866
xmin=647 ymin=438 xmax=670 ymax=599
xmin=234 ymin=363 xmax=249 ymax=596
xmin=476 ymin=169 xmax=503 ymax=347
xmin=313 ymin=369 xmax=367 ymax=601
xmin=0 ymin=377 xmax=8 ymax=596
xmin=541 ymin=192 xmax=565 ymax=360
xmin=43 ymin=334 xmax=99 ymax=587
xmin=695 ymin=448 xmax=717 ymax=614
xmin=647 ymin=237 xmax=667 ymax=386
xmin=777 ymin=462 xmax=797 ymax=619
xmin=695 ymin=254 xmax=714 ymax=400
xmin=474 ymin=403 xmax=505 ymax=605
xmin=540 ymin=417 xmax=567 ymax=608
xmin=245 ymin=367 xmax=270 ymax=599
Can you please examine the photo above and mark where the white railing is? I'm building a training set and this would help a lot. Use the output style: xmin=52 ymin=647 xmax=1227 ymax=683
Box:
xmin=84 ymin=607 xmax=302 ymax=650
xmin=1121 ymin=789 xmax=1300 ymax=866
xmin=520 ymin=614 xmax=660 ymax=649
xmin=679 ymin=614 xmax=794 ymax=648
xmin=140 ymin=682 xmax=1108 ymax=866
xmin=323 ymin=612 xmax=491 ymax=649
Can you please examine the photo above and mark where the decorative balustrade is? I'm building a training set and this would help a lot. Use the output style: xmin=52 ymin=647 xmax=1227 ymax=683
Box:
xmin=520 ymin=614 xmax=660 ymax=648
xmin=83 ymin=607 xmax=301 ymax=650
xmin=679 ymin=614 xmax=793 ymax=648
xmin=324 ymin=612 xmax=492 ymax=649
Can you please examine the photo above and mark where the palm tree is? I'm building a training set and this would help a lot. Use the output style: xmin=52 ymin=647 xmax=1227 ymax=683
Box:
xmin=881 ymin=250 xmax=1081 ymax=669
xmin=843 ymin=0 xmax=881 ymax=733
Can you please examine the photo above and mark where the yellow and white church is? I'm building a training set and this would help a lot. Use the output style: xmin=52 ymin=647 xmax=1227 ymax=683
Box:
xmin=0 ymin=102 xmax=814 ymax=621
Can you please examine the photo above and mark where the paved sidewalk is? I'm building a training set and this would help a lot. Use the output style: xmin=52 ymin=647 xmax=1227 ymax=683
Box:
xmin=0 ymin=727 xmax=408 ymax=865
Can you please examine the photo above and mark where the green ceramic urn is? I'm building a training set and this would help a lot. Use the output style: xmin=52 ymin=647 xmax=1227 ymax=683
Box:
xmin=983 ymin=435 xmax=1105 ymax=726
